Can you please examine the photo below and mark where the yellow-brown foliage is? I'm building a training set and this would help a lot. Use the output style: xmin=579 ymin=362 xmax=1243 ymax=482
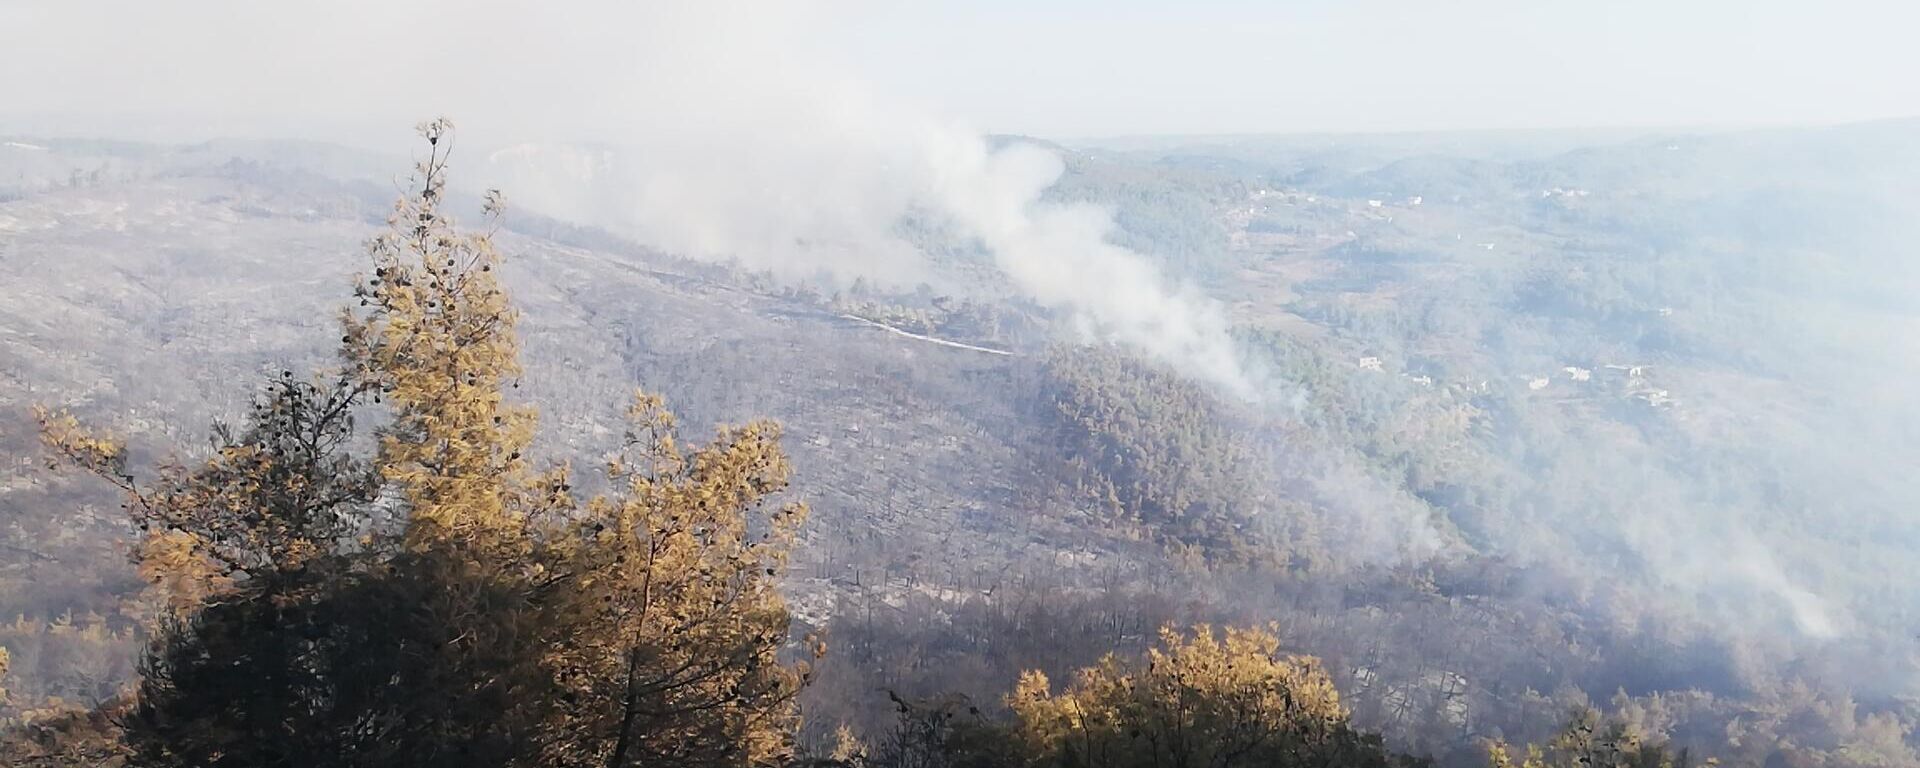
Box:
xmin=535 ymin=392 xmax=814 ymax=766
xmin=32 ymin=120 xmax=817 ymax=767
xmin=1009 ymin=624 xmax=1393 ymax=768
xmin=37 ymin=368 xmax=380 ymax=611
xmin=1484 ymin=707 xmax=1716 ymax=768
xmin=0 ymin=698 xmax=130 ymax=768
xmin=0 ymin=613 xmax=136 ymax=728
xmin=34 ymin=409 xmax=235 ymax=611
xmin=342 ymin=118 xmax=542 ymax=553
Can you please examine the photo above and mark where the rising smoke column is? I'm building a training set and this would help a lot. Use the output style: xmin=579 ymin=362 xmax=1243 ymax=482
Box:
xmin=914 ymin=131 xmax=1257 ymax=397
xmin=465 ymin=4 xmax=1261 ymax=398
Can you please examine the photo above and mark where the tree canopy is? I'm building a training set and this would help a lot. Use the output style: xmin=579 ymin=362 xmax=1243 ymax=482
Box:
xmin=27 ymin=121 xmax=816 ymax=768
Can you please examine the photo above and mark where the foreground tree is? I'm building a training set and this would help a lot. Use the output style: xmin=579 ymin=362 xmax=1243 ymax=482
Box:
xmin=1009 ymin=624 xmax=1420 ymax=768
xmin=1486 ymin=708 xmax=1708 ymax=768
xmin=34 ymin=121 xmax=814 ymax=768
xmin=537 ymin=393 xmax=813 ymax=767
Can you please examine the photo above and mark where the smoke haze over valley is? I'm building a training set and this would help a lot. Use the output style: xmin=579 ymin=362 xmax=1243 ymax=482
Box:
xmin=2 ymin=3 xmax=1918 ymax=767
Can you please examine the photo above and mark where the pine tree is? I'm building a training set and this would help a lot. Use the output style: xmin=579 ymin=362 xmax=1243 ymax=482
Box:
xmin=342 ymin=118 xmax=542 ymax=553
xmin=534 ymin=392 xmax=816 ymax=767
xmin=1486 ymin=708 xmax=1708 ymax=768
xmin=1009 ymin=624 xmax=1418 ymax=768
xmin=35 ymin=121 xmax=817 ymax=768
xmin=39 ymin=372 xmax=378 ymax=608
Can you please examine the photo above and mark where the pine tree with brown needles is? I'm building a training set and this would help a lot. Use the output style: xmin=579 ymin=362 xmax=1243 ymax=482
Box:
xmin=36 ymin=120 xmax=817 ymax=768
xmin=1009 ymin=624 xmax=1421 ymax=768
xmin=534 ymin=392 xmax=816 ymax=768
xmin=342 ymin=118 xmax=545 ymax=553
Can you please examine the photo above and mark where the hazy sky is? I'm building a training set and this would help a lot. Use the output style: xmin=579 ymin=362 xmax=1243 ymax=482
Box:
xmin=3 ymin=0 xmax=1916 ymax=144
xmin=839 ymin=0 xmax=1920 ymax=137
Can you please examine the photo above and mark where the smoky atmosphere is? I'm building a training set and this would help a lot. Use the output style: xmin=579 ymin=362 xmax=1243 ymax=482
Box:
xmin=1 ymin=3 xmax=1917 ymax=767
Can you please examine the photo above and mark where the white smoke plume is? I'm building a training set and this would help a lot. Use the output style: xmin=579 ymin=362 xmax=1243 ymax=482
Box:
xmin=462 ymin=10 xmax=1260 ymax=397
xmin=917 ymin=137 xmax=1257 ymax=397
xmin=3 ymin=1 xmax=1256 ymax=392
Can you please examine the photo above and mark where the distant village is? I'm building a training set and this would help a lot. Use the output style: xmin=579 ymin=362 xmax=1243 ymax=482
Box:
xmin=1231 ymin=180 xmax=1683 ymax=411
